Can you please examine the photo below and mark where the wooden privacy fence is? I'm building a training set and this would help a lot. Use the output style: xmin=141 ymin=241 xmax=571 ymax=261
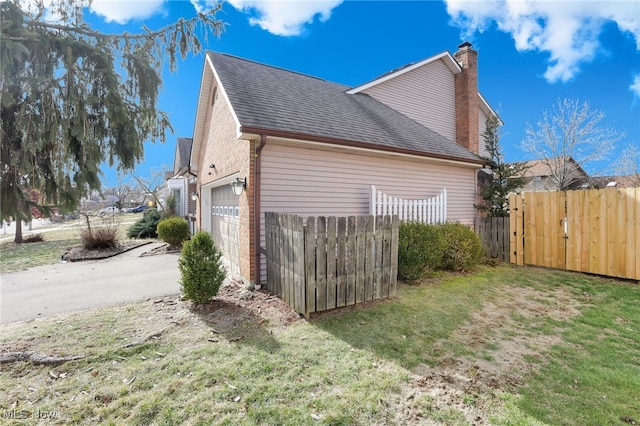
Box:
xmin=475 ymin=216 xmax=510 ymax=261
xmin=265 ymin=212 xmax=399 ymax=317
xmin=509 ymin=188 xmax=640 ymax=280
xmin=370 ymin=185 xmax=447 ymax=224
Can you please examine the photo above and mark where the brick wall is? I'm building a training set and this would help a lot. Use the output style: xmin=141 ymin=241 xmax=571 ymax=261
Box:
xmin=197 ymin=85 xmax=254 ymax=286
xmin=454 ymin=42 xmax=479 ymax=155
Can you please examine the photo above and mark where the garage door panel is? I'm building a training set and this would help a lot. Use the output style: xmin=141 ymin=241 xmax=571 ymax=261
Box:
xmin=210 ymin=186 xmax=240 ymax=278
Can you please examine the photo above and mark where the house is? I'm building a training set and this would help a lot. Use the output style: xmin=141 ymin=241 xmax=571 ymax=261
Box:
xmin=578 ymin=175 xmax=639 ymax=189
xmin=514 ymin=157 xmax=590 ymax=192
xmin=166 ymin=137 xmax=197 ymax=226
xmin=189 ymin=42 xmax=498 ymax=287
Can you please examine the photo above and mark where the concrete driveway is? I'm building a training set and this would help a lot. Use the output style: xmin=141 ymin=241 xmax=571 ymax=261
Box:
xmin=0 ymin=243 xmax=181 ymax=324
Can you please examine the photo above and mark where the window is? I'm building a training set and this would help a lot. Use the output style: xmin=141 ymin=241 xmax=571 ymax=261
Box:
xmin=210 ymin=185 xmax=239 ymax=218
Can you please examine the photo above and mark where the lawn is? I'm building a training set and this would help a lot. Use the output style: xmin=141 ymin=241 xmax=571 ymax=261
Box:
xmin=0 ymin=214 xmax=140 ymax=273
xmin=0 ymin=265 xmax=638 ymax=425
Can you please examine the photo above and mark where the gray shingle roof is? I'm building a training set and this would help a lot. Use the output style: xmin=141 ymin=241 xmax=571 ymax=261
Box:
xmin=208 ymin=51 xmax=482 ymax=163
xmin=177 ymin=137 xmax=192 ymax=170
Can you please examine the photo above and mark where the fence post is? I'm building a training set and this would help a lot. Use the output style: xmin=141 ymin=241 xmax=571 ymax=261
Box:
xmin=305 ymin=216 xmax=316 ymax=316
xmin=370 ymin=185 xmax=376 ymax=216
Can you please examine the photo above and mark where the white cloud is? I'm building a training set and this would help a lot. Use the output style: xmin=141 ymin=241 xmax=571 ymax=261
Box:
xmin=19 ymin=0 xmax=166 ymax=24
xmin=223 ymin=0 xmax=344 ymax=36
xmin=89 ymin=0 xmax=167 ymax=24
xmin=445 ymin=0 xmax=640 ymax=83
xmin=631 ymin=74 xmax=640 ymax=99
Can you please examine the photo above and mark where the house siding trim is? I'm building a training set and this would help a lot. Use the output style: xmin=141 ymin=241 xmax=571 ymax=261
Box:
xmin=240 ymin=127 xmax=486 ymax=167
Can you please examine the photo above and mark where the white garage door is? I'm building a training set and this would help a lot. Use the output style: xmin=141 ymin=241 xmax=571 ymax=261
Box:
xmin=210 ymin=185 xmax=240 ymax=278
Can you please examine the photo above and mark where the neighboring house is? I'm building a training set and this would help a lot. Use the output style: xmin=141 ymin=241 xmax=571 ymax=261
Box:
xmin=189 ymin=42 xmax=498 ymax=287
xmin=166 ymin=137 xmax=197 ymax=222
xmin=577 ymin=175 xmax=640 ymax=189
xmin=515 ymin=157 xmax=589 ymax=192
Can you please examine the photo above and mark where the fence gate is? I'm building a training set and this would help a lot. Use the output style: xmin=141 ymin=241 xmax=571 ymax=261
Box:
xmin=509 ymin=188 xmax=640 ymax=281
xmin=475 ymin=216 xmax=510 ymax=261
xmin=265 ymin=213 xmax=399 ymax=317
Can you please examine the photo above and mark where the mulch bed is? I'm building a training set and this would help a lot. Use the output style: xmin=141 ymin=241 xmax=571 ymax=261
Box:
xmin=61 ymin=240 xmax=152 ymax=262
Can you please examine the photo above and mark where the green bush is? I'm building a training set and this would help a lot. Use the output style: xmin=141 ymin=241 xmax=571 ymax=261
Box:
xmin=179 ymin=231 xmax=227 ymax=305
xmin=397 ymin=221 xmax=445 ymax=282
xmin=127 ymin=208 xmax=161 ymax=239
xmin=164 ymin=194 xmax=177 ymax=218
xmin=438 ymin=222 xmax=483 ymax=272
xmin=157 ymin=216 xmax=190 ymax=247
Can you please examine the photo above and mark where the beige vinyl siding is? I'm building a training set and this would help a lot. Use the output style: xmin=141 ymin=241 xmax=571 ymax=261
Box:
xmin=362 ymin=58 xmax=456 ymax=143
xmin=258 ymin=141 xmax=478 ymax=282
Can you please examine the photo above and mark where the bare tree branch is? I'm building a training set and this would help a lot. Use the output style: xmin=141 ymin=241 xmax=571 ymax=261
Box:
xmin=521 ymin=98 xmax=623 ymax=191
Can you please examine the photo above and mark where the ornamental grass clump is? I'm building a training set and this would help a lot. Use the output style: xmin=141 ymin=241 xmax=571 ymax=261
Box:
xmin=80 ymin=225 xmax=119 ymax=250
xmin=157 ymin=216 xmax=190 ymax=247
xmin=178 ymin=231 xmax=227 ymax=305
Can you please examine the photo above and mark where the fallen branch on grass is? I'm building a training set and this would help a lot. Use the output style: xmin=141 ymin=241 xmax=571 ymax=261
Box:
xmin=0 ymin=351 xmax=85 ymax=365
xmin=120 ymin=326 xmax=171 ymax=349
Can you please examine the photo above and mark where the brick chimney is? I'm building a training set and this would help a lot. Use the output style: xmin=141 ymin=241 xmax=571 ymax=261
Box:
xmin=454 ymin=41 xmax=479 ymax=155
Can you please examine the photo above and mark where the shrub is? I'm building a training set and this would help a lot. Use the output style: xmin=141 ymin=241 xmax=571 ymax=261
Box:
xmin=23 ymin=233 xmax=44 ymax=243
xmin=127 ymin=208 xmax=161 ymax=239
xmin=164 ymin=194 xmax=177 ymax=218
xmin=438 ymin=222 xmax=483 ymax=272
xmin=397 ymin=221 xmax=445 ymax=282
xmin=179 ymin=231 xmax=227 ymax=305
xmin=157 ymin=216 xmax=190 ymax=247
xmin=80 ymin=225 xmax=119 ymax=249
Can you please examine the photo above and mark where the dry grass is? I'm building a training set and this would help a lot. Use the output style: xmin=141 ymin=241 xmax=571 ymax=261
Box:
xmin=1 ymin=265 xmax=638 ymax=425
xmin=0 ymin=214 xmax=140 ymax=273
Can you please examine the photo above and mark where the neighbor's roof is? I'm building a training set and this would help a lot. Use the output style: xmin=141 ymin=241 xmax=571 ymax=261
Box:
xmin=206 ymin=51 xmax=483 ymax=164
xmin=516 ymin=157 xmax=588 ymax=178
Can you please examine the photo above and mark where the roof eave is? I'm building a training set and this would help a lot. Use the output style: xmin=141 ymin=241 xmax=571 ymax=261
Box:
xmin=240 ymin=126 xmax=486 ymax=167
xmin=190 ymin=52 xmax=243 ymax=174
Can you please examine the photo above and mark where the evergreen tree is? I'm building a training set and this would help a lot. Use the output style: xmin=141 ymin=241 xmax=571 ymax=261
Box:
xmin=477 ymin=115 xmax=529 ymax=217
xmin=1 ymin=0 xmax=223 ymax=242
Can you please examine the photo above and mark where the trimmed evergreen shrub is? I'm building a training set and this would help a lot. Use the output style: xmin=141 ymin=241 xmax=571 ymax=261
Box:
xmin=397 ymin=221 xmax=445 ymax=282
xmin=127 ymin=208 xmax=161 ymax=239
xmin=179 ymin=231 xmax=227 ymax=305
xmin=164 ymin=194 xmax=177 ymax=218
xmin=157 ymin=216 xmax=190 ymax=247
xmin=438 ymin=222 xmax=483 ymax=272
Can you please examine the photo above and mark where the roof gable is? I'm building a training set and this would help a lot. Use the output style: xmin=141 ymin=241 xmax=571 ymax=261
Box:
xmin=174 ymin=137 xmax=193 ymax=174
xmin=346 ymin=51 xmax=461 ymax=94
xmin=204 ymin=51 xmax=483 ymax=164
xmin=347 ymin=50 xmax=499 ymax=123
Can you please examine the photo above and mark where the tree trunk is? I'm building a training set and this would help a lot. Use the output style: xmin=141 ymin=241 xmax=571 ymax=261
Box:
xmin=14 ymin=211 xmax=23 ymax=243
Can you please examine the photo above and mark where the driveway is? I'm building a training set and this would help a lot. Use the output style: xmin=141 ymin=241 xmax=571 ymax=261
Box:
xmin=0 ymin=243 xmax=181 ymax=324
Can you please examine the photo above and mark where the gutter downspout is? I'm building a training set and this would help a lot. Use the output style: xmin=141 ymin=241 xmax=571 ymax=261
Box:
xmin=254 ymin=134 xmax=267 ymax=288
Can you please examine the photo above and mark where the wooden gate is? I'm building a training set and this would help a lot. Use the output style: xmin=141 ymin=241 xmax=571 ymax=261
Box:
xmin=475 ymin=216 xmax=510 ymax=261
xmin=265 ymin=213 xmax=399 ymax=317
xmin=509 ymin=188 xmax=640 ymax=280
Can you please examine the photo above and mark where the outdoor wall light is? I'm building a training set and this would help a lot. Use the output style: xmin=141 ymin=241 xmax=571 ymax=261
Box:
xmin=230 ymin=177 xmax=246 ymax=196
xmin=209 ymin=163 xmax=215 ymax=169
xmin=190 ymin=191 xmax=199 ymax=201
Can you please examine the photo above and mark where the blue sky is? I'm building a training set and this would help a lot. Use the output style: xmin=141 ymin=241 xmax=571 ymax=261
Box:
xmin=81 ymin=0 xmax=640 ymax=186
